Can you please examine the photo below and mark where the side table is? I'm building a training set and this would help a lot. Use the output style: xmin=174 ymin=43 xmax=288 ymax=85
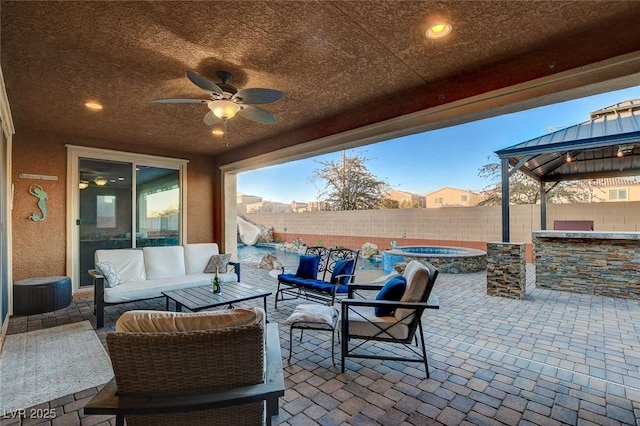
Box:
xmin=13 ymin=276 xmax=72 ymax=315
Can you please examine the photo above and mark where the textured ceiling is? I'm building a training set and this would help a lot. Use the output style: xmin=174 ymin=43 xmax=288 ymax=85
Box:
xmin=2 ymin=1 xmax=640 ymax=164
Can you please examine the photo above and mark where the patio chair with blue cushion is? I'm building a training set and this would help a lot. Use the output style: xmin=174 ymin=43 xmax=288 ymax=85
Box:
xmin=341 ymin=260 xmax=439 ymax=378
xmin=275 ymin=246 xmax=359 ymax=308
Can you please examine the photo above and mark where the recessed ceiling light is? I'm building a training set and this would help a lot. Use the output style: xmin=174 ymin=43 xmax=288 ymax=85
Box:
xmin=426 ymin=23 xmax=452 ymax=39
xmin=84 ymin=102 xmax=103 ymax=110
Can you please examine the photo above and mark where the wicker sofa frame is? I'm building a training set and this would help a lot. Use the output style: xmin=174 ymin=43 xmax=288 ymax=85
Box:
xmin=84 ymin=323 xmax=284 ymax=426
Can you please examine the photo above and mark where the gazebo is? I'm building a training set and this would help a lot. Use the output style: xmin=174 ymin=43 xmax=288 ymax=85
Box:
xmin=495 ymin=99 xmax=640 ymax=242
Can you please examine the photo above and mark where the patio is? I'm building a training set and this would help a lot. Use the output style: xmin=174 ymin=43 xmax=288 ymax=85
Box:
xmin=3 ymin=263 xmax=640 ymax=425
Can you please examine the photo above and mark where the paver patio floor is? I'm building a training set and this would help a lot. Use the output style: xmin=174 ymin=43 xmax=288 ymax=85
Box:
xmin=3 ymin=264 xmax=639 ymax=425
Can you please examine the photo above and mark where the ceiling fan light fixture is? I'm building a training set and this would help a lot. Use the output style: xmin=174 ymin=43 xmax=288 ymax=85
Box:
xmin=208 ymin=100 xmax=240 ymax=120
xmin=426 ymin=23 xmax=452 ymax=39
xmin=94 ymin=176 xmax=108 ymax=186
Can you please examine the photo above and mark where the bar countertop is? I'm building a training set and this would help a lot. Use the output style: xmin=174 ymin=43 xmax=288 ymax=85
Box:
xmin=532 ymin=230 xmax=640 ymax=240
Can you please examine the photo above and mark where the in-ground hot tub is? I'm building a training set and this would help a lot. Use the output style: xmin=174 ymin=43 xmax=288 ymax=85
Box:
xmin=382 ymin=245 xmax=487 ymax=274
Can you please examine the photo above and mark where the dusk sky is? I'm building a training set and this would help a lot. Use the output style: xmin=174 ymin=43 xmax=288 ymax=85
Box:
xmin=238 ymin=85 xmax=640 ymax=204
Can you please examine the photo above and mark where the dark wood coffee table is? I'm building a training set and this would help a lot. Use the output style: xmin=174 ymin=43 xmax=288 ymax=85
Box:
xmin=162 ymin=282 xmax=271 ymax=316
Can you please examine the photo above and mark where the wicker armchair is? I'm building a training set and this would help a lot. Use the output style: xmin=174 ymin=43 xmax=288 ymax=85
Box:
xmin=84 ymin=308 xmax=284 ymax=426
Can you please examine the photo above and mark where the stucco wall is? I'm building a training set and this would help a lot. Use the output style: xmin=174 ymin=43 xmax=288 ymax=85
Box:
xmin=12 ymin=127 xmax=217 ymax=281
xmin=246 ymin=201 xmax=640 ymax=250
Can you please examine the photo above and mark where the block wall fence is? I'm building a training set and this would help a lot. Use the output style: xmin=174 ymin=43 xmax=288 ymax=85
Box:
xmin=245 ymin=201 xmax=640 ymax=263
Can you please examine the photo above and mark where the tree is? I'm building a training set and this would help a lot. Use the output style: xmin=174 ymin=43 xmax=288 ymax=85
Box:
xmin=309 ymin=150 xmax=391 ymax=210
xmin=476 ymin=156 xmax=598 ymax=206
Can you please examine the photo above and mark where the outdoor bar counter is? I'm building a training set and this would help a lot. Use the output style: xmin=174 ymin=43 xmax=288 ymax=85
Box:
xmin=532 ymin=230 xmax=640 ymax=300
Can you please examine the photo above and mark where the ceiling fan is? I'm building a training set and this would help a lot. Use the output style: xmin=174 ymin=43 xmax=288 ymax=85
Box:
xmin=152 ymin=70 xmax=284 ymax=128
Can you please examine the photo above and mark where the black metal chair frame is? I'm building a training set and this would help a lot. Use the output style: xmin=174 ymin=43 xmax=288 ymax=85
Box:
xmin=274 ymin=246 xmax=359 ymax=307
xmin=340 ymin=262 xmax=439 ymax=378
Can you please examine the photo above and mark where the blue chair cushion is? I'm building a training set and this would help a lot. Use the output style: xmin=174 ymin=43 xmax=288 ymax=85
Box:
xmin=330 ymin=259 xmax=355 ymax=285
xmin=278 ymin=274 xmax=348 ymax=295
xmin=296 ymin=255 xmax=320 ymax=279
xmin=375 ymin=275 xmax=407 ymax=317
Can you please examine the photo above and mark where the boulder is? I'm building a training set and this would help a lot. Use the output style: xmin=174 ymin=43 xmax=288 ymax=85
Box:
xmin=360 ymin=242 xmax=379 ymax=258
xmin=258 ymin=253 xmax=282 ymax=270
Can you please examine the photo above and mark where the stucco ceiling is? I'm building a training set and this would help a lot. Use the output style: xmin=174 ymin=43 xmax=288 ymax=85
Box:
xmin=2 ymin=1 xmax=640 ymax=166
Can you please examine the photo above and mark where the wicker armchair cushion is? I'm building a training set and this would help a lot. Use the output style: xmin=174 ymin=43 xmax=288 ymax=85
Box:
xmin=115 ymin=307 xmax=265 ymax=332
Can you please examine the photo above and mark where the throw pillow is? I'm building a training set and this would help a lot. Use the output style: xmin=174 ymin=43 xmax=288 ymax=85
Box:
xmin=330 ymin=258 xmax=355 ymax=285
xmin=374 ymin=275 xmax=407 ymax=317
xmin=96 ymin=261 xmax=122 ymax=288
xmin=285 ymin=304 xmax=337 ymax=325
xmin=295 ymin=255 xmax=321 ymax=279
xmin=204 ymin=253 xmax=232 ymax=273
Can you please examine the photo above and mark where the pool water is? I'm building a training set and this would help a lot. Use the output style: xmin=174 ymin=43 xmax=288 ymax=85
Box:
xmin=237 ymin=244 xmax=381 ymax=271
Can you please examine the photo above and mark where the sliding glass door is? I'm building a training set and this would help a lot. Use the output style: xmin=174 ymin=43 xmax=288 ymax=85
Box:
xmin=75 ymin=154 xmax=184 ymax=288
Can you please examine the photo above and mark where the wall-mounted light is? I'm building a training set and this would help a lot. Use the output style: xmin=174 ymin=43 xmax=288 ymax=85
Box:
xmin=94 ymin=177 xmax=108 ymax=186
xmin=78 ymin=180 xmax=89 ymax=190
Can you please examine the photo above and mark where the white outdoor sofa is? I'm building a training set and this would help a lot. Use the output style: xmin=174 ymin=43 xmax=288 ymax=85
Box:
xmin=89 ymin=243 xmax=239 ymax=328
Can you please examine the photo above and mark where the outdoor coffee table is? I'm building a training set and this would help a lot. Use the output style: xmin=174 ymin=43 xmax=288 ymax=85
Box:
xmin=162 ymin=282 xmax=271 ymax=316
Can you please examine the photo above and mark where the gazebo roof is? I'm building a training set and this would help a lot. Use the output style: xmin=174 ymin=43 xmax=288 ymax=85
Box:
xmin=495 ymin=99 xmax=640 ymax=182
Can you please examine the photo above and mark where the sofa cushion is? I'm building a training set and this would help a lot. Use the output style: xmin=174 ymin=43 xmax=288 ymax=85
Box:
xmin=204 ymin=253 xmax=231 ymax=273
xmin=184 ymin=243 xmax=220 ymax=275
xmin=278 ymin=274 xmax=348 ymax=295
xmin=143 ymin=246 xmax=186 ymax=280
xmin=95 ymin=261 xmax=122 ymax=287
xmin=395 ymin=261 xmax=430 ymax=323
xmin=330 ymin=258 xmax=355 ymax=285
xmin=95 ymin=249 xmax=146 ymax=283
xmin=115 ymin=307 xmax=265 ymax=332
xmin=296 ymin=255 xmax=320 ymax=279
xmin=344 ymin=305 xmax=410 ymax=340
xmin=375 ymin=275 xmax=407 ymax=317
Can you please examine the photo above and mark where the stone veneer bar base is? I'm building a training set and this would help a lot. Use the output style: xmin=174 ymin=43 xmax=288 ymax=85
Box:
xmin=533 ymin=231 xmax=640 ymax=300
xmin=486 ymin=242 xmax=526 ymax=299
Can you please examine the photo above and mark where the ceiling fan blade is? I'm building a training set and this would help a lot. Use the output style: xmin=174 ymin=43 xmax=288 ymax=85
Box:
xmin=232 ymin=88 xmax=284 ymax=105
xmin=203 ymin=110 xmax=223 ymax=126
xmin=186 ymin=71 xmax=223 ymax=95
xmin=151 ymin=98 xmax=209 ymax=104
xmin=237 ymin=105 xmax=277 ymax=124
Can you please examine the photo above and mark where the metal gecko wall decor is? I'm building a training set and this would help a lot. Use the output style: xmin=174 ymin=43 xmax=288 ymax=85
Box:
xmin=28 ymin=184 xmax=48 ymax=221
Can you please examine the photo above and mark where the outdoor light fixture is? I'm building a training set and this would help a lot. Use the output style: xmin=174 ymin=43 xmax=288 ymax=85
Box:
xmin=426 ymin=23 xmax=452 ymax=39
xmin=84 ymin=101 xmax=103 ymax=110
xmin=208 ymin=100 xmax=241 ymax=120
xmin=617 ymin=143 xmax=634 ymax=157
xmin=78 ymin=180 xmax=89 ymax=190
xmin=94 ymin=177 xmax=108 ymax=186
xmin=565 ymin=152 xmax=572 ymax=162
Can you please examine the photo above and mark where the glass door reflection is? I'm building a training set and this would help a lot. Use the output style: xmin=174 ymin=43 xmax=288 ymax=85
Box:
xmin=135 ymin=166 xmax=180 ymax=247
xmin=78 ymin=159 xmax=132 ymax=287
